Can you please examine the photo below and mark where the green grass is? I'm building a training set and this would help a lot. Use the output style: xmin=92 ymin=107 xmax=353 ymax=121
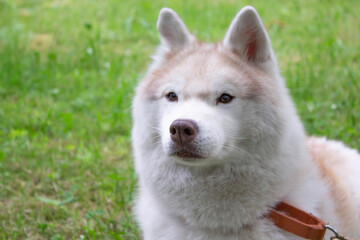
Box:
xmin=0 ymin=0 xmax=359 ymax=239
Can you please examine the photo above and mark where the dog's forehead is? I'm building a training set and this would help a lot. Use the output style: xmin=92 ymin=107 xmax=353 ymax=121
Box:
xmin=166 ymin=44 xmax=244 ymax=93
xmin=170 ymin=43 xmax=243 ymax=79
xmin=166 ymin=44 xmax=261 ymax=98
xmin=140 ymin=42 xmax=276 ymax=102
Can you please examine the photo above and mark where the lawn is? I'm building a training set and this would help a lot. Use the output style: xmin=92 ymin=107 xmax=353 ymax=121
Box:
xmin=0 ymin=0 xmax=359 ymax=239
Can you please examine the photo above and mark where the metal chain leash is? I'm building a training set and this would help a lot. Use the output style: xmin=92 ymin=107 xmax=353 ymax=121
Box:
xmin=324 ymin=225 xmax=359 ymax=240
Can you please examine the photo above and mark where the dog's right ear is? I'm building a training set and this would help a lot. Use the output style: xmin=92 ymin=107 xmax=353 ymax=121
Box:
xmin=157 ymin=8 xmax=194 ymax=51
xmin=223 ymin=6 xmax=278 ymax=74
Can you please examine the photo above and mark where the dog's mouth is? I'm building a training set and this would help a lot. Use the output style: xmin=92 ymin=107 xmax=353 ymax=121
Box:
xmin=172 ymin=149 xmax=203 ymax=159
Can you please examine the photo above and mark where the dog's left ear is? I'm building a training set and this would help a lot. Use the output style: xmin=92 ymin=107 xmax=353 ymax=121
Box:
xmin=157 ymin=8 xmax=194 ymax=51
xmin=223 ymin=6 xmax=277 ymax=73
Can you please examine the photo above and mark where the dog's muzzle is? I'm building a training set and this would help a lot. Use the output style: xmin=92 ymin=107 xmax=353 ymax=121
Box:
xmin=169 ymin=119 xmax=202 ymax=159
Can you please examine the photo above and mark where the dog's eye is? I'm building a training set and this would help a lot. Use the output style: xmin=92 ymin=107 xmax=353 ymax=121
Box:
xmin=217 ymin=93 xmax=234 ymax=104
xmin=166 ymin=92 xmax=178 ymax=102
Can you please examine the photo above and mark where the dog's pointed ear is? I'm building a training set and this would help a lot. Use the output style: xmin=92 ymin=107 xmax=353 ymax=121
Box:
xmin=157 ymin=8 xmax=194 ymax=51
xmin=223 ymin=6 xmax=277 ymax=73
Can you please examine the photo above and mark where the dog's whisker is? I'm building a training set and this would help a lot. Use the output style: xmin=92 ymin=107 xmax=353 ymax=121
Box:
xmin=222 ymin=144 xmax=253 ymax=158
xmin=225 ymin=136 xmax=257 ymax=141
xmin=144 ymin=121 xmax=164 ymax=133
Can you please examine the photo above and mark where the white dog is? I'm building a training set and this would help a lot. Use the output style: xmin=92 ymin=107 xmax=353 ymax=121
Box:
xmin=132 ymin=6 xmax=360 ymax=240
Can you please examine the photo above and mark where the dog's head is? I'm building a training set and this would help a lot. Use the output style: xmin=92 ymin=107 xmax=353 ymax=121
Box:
xmin=133 ymin=6 xmax=285 ymax=167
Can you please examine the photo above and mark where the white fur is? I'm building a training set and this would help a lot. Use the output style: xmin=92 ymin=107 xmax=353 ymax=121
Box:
xmin=132 ymin=6 xmax=360 ymax=240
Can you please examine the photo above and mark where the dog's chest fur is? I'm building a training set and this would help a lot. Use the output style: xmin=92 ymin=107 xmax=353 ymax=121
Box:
xmin=140 ymin=154 xmax=298 ymax=232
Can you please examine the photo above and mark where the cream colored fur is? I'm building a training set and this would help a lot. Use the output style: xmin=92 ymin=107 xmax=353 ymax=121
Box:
xmin=132 ymin=6 xmax=360 ymax=240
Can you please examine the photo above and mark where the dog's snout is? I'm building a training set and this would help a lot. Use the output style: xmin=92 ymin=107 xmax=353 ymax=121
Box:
xmin=170 ymin=119 xmax=199 ymax=145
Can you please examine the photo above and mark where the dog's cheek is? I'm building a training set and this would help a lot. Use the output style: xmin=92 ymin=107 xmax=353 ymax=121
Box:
xmin=159 ymin=104 xmax=178 ymax=153
xmin=218 ymin=106 xmax=242 ymax=142
xmin=195 ymin=116 xmax=226 ymax=157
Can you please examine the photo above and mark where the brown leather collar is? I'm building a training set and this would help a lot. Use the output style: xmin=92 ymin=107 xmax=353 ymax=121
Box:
xmin=267 ymin=202 xmax=327 ymax=240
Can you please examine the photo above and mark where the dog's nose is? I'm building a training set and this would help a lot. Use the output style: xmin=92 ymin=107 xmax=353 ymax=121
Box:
xmin=170 ymin=119 xmax=199 ymax=145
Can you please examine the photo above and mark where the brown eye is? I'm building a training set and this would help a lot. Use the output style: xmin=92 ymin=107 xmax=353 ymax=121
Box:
xmin=166 ymin=92 xmax=178 ymax=102
xmin=217 ymin=93 xmax=234 ymax=104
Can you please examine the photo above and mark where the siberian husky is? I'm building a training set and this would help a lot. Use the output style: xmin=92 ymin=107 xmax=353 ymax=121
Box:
xmin=131 ymin=6 xmax=360 ymax=240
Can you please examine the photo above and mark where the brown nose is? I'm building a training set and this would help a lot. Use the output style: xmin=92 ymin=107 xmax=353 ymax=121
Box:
xmin=170 ymin=119 xmax=199 ymax=145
